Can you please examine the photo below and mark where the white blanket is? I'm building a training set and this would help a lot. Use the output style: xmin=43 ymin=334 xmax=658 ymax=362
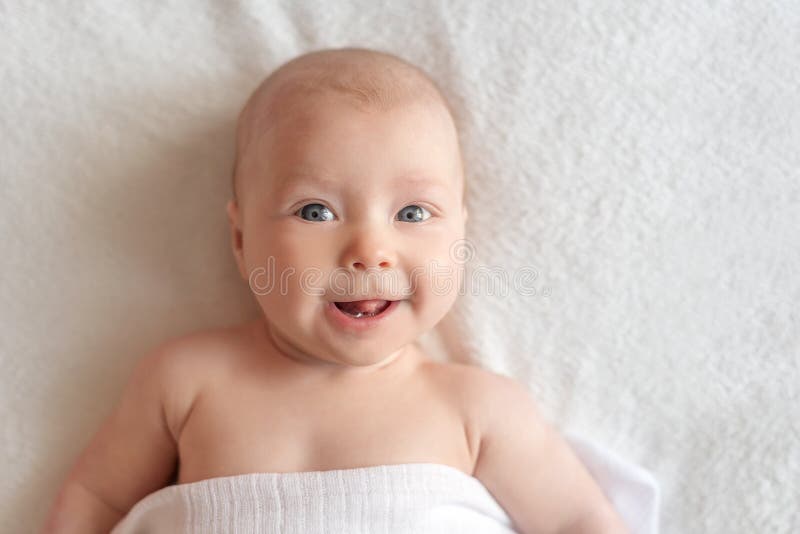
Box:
xmin=110 ymin=463 xmax=518 ymax=534
xmin=2 ymin=2 xmax=797 ymax=534
xmin=110 ymin=435 xmax=659 ymax=534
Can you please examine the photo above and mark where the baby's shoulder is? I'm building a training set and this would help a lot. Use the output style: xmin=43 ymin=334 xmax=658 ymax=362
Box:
xmin=425 ymin=360 xmax=525 ymax=399
xmin=139 ymin=321 xmax=254 ymax=440
xmin=423 ymin=360 xmax=535 ymax=427
xmin=422 ymin=361 xmax=539 ymax=472
xmin=153 ymin=321 xmax=253 ymax=369
xmin=142 ymin=322 xmax=249 ymax=386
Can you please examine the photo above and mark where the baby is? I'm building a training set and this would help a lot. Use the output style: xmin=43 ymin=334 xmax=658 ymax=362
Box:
xmin=42 ymin=47 xmax=627 ymax=533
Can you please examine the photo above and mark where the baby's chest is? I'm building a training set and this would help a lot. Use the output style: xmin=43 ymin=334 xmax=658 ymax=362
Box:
xmin=175 ymin=382 xmax=473 ymax=481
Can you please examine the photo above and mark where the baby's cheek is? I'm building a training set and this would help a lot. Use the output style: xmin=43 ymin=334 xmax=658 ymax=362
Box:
xmin=240 ymin=241 xmax=298 ymax=296
xmin=404 ymin=263 xmax=462 ymax=329
xmin=408 ymin=255 xmax=463 ymax=301
xmin=273 ymin=229 xmax=335 ymax=266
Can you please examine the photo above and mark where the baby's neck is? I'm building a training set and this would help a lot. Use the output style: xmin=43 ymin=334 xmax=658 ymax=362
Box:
xmin=253 ymin=318 xmax=424 ymax=382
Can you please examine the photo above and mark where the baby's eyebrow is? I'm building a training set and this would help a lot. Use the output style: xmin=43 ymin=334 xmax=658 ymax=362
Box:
xmin=275 ymin=172 xmax=450 ymax=195
xmin=274 ymin=173 xmax=339 ymax=195
xmin=394 ymin=173 xmax=450 ymax=192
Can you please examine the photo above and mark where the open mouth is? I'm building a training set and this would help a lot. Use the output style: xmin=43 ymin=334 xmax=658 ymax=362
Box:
xmin=333 ymin=299 xmax=392 ymax=318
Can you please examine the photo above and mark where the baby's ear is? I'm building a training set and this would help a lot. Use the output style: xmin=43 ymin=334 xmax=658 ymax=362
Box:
xmin=226 ymin=199 xmax=247 ymax=281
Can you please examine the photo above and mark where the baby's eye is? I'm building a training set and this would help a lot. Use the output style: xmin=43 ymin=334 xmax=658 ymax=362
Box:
xmin=296 ymin=203 xmax=335 ymax=222
xmin=396 ymin=205 xmax=431 ymax=223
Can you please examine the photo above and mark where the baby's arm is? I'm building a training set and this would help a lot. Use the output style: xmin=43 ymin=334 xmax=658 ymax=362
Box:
xmin=41 ymin=343 xmax=187 ymax=533
xmin=472 ymin=373 xmax=628 ymax=534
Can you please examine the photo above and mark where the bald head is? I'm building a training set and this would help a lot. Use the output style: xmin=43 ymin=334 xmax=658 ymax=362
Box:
xmin=231 ymin=47 xmax=463 ymax=203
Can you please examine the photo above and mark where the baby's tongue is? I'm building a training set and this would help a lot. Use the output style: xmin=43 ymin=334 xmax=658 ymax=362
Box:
xmin=338 ymin=300 xmax=388 ymax=315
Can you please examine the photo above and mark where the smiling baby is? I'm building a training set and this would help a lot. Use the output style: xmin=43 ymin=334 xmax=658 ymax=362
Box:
xmin=42 ymin=47 xmax=627 ymax=534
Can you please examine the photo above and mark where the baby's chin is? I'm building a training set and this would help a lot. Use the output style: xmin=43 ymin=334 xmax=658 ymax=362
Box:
xmin=259 ymin=302 xmax=414 ymax=363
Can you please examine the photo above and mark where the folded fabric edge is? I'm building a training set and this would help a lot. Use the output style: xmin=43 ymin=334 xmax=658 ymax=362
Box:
xmin=564 ymin=431 xmax=661 ymax=534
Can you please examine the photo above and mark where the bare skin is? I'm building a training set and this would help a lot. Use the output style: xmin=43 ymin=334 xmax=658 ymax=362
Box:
xmin=41 ymin=48 xmax=627 ymax=534
xmin=174 ymin=319 xmax=481 ymax=484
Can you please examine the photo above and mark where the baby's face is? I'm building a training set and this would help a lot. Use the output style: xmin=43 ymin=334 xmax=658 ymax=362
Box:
xmin=228 ymin=94 xmax=467 ymax=369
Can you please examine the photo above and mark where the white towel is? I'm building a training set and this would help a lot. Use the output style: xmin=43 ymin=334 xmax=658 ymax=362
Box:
xmin=110 ymin=437 xmax=659 ymax=534
xmin=110 ymin=463 xmax=516 ymax=534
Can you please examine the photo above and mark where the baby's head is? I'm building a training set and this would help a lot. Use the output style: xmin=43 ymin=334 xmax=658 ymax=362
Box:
xmin=227 ymin=47 xmax=468 ymax=371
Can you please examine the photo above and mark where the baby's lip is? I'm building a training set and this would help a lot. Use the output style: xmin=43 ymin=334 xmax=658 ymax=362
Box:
xmin=326 ymin=298 xmax=401 ymax=330
xmin=331 ymin=298 xmax=397 ymax=303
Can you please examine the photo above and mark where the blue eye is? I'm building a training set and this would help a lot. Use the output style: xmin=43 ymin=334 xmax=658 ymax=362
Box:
xmin=296 ymin=203 xmax=335 ymax=222
xmin=396 ymin=205 xmax=431 ymax=223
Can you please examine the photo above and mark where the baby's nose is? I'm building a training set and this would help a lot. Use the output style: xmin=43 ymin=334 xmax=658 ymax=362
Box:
xmin=341 ymin=232 xmax=396 ymax=271
xmin=347 ymin=248 xmax=394 ymax=271
xmin=351 ymin=258 xmax=392 ymax=271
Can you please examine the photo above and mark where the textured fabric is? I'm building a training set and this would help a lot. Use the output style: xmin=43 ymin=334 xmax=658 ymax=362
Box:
xmin=2 ymin=2 xmax=797 ymax=534
xmin=109 ymin=435 xmax=659 ymax=534
xmin=110 ymin=463 xmax=518 ymax=534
